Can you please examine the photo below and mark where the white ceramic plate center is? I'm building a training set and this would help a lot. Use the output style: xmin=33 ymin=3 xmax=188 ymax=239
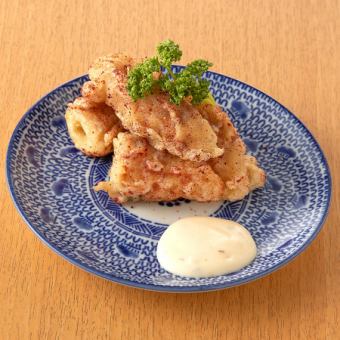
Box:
xmin=123 ymin=200 xmax=223 ymax=225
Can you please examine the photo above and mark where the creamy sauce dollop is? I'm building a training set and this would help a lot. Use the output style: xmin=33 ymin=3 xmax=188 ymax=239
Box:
xmin=157 ymin=216 xmax=257 ymax=278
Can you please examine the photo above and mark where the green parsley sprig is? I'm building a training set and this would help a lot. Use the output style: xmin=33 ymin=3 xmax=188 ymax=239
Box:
xmin=127 ymin=40 xmax=214 ymax=105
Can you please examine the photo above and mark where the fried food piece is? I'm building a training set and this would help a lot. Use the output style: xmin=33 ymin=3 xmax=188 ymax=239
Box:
xmin=81 ymin=54 xmax=223 ymax=162
xmin=95 ymin=125 xmax=265 ymax=204
xmin=65 ymin=97 xmax=124 ymax=157
xmin=94 ymin=132 xmax=225 ymax=203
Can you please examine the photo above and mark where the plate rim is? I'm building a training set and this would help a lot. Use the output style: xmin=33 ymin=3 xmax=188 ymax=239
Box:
xmin=6 ymin=72 xmax=332 ymax=292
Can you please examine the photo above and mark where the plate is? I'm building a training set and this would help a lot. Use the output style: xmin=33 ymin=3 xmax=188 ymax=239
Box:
xmin=6 ymin=67 xmax=331 ymax=292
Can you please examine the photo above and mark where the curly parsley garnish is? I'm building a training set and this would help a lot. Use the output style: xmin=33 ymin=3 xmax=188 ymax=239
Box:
xmin=127 ymin=40 xmax=214 ymax=105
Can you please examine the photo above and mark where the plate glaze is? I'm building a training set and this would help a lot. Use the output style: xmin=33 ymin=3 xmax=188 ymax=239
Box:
xmin=6 ymin=67 xmax=331 ymax=292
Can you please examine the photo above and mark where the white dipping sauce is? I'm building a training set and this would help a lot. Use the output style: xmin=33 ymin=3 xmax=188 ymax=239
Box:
xmin=157 ymin=216 xmax=257 ymax=278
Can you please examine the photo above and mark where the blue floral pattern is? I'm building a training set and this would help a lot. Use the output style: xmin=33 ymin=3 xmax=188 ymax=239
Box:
xmin=6 ymin=69 xmax=331 ymax=291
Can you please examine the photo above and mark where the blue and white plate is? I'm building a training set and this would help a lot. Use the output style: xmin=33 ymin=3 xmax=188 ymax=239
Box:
xmin=6 ymin=67 xmax=331 ymax=292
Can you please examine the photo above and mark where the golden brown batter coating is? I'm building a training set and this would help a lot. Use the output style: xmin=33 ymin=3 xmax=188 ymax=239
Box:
xmin=94 ymin=132 xmax=225 ymax=203
xmin=65 ymin=96 xmax=123 ymax=157
xmin=198 ymin=103 xmax=266 ymax=201
xmin=82 ymin=54 xmax=224 ymax=161
xmin=67 ymin=54 xmax=265 ymax=203
xmin=95 ymin=121 xmax=265 ymax=203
